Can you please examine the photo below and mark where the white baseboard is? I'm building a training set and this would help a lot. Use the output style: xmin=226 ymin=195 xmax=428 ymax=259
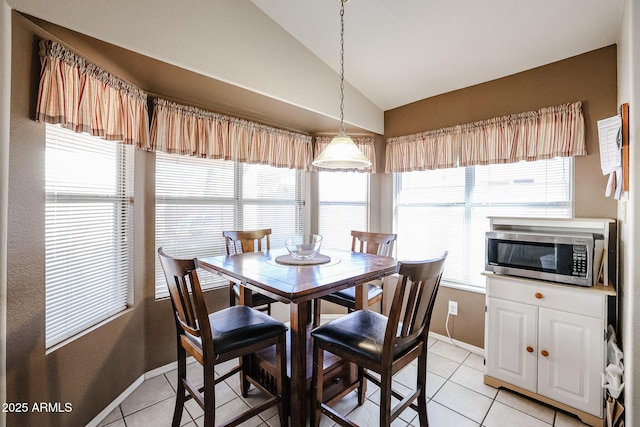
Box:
xmin=144 ymin=356 xmax=196 ymax=380
xmin=429 ymin=331 xmax=485 ymax=356
xmin=88 ymin=356 xmax=199 ymax=426
xmin=86 ymin=375 xmax=144 ymax=427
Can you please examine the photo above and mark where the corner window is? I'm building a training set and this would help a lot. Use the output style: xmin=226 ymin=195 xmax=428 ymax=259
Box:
xmin=45 ymin=124 xmax=134 ymax=348
xmin=394 ymin=158 xmax=573 ymax=289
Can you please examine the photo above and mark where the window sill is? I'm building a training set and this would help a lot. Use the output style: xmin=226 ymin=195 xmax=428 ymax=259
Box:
xmin=440 ymin=280 xmax=486 ymax=295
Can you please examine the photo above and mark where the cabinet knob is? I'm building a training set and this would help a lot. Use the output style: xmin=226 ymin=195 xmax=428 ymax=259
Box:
xmin=534 ymin=292 xmax=543 ymax=299
xmin=540 ymin=350 xmax=549 ymax=357
xmin=526 ymin=346 xmax=534 ymax=353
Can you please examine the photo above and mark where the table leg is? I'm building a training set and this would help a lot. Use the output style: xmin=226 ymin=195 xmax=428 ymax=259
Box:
xmin=355 ymin=283 xmax=367 ymax=311
xmin=238 ymin=283 xmax=253 ymax=306
xmin=289 ymin=300 xmax=311 ymax=427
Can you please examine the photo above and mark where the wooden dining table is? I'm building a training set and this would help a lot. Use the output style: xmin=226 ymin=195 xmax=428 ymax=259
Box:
xmin=198 ymin=248 xmax=397 ymax=426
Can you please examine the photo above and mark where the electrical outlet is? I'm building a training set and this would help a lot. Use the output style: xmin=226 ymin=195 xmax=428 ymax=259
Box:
xmin=448 ymin=300 xmax=458 ymax=316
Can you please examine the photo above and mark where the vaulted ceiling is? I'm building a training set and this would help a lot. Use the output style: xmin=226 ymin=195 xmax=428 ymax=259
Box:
xmin=252 ymin=0 xmax=625 ymax=111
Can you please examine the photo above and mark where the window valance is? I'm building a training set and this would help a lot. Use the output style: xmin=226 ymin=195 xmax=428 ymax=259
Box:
xmin=36 ymin=40 xmax=149 ymax=148
xmin=313 ymin=136 xmax=377 ymax=173
xmin=150 ymin=98 xmax=313 ymax=170
xmin=385 ymin=101 xmax=585 ymax=173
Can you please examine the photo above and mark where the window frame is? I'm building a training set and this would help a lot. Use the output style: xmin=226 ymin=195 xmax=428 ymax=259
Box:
xmin=317 ymin=171 xmax=370 ymax=250
xmin=45 ymin=124 xmax=134 ymax=349
xmin=393 ymin=158 xmax=574 ymax=292
xmin=154 ymin=153 xmax=307 ymax=299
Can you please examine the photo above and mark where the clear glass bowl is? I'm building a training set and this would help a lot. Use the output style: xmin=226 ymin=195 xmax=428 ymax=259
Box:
xmin=285 ymin=234 xmax=323 ymax=260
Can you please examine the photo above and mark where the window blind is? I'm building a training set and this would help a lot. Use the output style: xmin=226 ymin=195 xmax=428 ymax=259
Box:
xmin=155 ymin=153 xmax=305 ymax=298
xmin=318 ymin=171 xmax=369 ymax=250
xmin=45 ymin=124 xmax=133 ymax=348
xmin=394 ymin=157 xmax=573 ymax=288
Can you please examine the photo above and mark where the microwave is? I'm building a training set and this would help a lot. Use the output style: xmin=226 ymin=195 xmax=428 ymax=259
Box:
xmin=485 ymin=231 xmax=604 ymax=286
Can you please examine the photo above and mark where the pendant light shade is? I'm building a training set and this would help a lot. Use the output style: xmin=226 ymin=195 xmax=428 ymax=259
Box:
xmin=312 ymin=0 xmax=371 ymax=170
xmin=312 ymin=132 xmax=371 ymax=169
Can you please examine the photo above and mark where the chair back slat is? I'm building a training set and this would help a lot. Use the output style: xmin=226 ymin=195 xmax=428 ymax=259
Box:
xmin=383 ymin=252 xmax=447 ymax=360
xmin=158 ymin=248 xmax=213 ymax=355
xmin=350 ymin=230 xmax=397 ymax=257
xmin=223 ymin=229 xmax=272 ymax=255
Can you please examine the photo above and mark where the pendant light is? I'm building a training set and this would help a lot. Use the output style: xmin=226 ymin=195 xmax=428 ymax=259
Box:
xmin=312 ymin=0 xmax=372 ymax=170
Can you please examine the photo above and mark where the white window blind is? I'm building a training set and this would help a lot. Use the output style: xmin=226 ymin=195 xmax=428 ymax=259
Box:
xmin=155 ymin=153 xmax=305 ymax=298
xmin=394 ymin=157 xmax=573 ymax=288
xmin=45 ymin=124 xmax=133 ymax=349
xmin=318 ymin=171 xmax=369 ymax=250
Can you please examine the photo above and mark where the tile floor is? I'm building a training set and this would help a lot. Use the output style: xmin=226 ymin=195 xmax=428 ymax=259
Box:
xmin=96 ymin=338 xmax=591 ymax=427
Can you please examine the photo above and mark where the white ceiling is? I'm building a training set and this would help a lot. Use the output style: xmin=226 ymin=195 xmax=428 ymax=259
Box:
xmin=252 ymin=0 xmax=625 ymax=111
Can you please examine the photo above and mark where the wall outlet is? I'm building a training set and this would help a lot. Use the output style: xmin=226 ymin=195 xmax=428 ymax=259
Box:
xmin=448 ymin=300 xmax=458 ymax=316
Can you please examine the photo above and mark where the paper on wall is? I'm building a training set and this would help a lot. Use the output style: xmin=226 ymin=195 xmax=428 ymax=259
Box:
xmin=597 ymin=116 xmax=623 ymax=199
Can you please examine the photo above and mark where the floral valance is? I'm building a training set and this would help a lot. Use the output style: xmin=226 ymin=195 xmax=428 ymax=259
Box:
xmin=36 ymin=40 xmax=149 ymax=148
xmin=149 ymin=99 xmax=313 ymax=170
xmin=313 ymin=136 xmax=377 ymax=173
xmin=385 ymin=101 xmax=585 ymax=173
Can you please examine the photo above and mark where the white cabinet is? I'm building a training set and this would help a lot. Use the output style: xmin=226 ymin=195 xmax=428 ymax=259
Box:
xmin=485 ymin=274 xmax=611 ymax=426
xmin=486 ymin=297 xmax=537 ymax=391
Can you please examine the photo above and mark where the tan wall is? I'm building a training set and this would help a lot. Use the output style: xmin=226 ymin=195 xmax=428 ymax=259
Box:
xmin=6 ymin=14 xmax=234 ymax=426
xmin=384 ymin=45 xmax=619 ymax=348
xmin=7 ymin=14 xmax=147 ymax=426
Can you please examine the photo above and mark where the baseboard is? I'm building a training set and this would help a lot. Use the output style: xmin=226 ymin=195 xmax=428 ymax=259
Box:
xmin=144 ymin=355 xmax=197 ymax=380
xmin=429 ymin=331 xmax=485 ymax=356
xmin=85 ymin=375 xmax=144 ymax=427
xmin=88 ymin=356 xmax=197 ymax=426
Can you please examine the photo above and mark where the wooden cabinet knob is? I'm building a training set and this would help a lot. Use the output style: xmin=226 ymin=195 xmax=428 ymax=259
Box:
xmin=534 ymin=292 xmax=543 ymax=299
xmin=540 ymin=350 xmax=549 ymax=357
xmin=526 ymin=346 xmax=534 ymax=353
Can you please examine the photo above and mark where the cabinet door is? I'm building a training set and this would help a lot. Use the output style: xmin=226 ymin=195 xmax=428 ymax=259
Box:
xmin=538 ymin=308 xmax=604 ymax=417
xmin=486 ymin=297 xmax=537 ymax=391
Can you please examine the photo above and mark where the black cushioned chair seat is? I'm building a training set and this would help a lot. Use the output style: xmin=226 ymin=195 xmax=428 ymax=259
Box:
xmin=311 ymin=310 xmax=414 ymax=364
xmin=321 ymin=283 xmax=383 ymax=308
xmin=233 ymin=283 xmax=277 ymax=307
xmin=186 ymin=305 xmax=287 ymax=355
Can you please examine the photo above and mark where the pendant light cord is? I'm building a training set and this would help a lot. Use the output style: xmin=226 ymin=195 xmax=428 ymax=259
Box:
xmin=339 ymin=0 xmax=346 ymax=134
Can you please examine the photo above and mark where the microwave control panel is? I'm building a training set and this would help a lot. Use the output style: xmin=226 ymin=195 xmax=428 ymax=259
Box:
xmin=572 ymin=245 xmax=588 ymax=276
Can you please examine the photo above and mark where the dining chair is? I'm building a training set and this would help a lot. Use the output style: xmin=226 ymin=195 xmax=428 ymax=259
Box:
xmin=310 ymin=252 xmax=447 ymax=427
xmin=158 ymin=248 xmax=289 ymax=427
xmin=223 ymin=228 xmax=277 ymax=315
xmin=314 ymin=231 xmax=397 ymax=325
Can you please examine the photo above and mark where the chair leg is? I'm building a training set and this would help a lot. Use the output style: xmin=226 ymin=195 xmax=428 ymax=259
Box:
xmin=310 ymin=341 xmax=324 ymax=427
xmin=313 ymin=299 xmax=321 ymax=328
xmin=276 ymin=334 xmax=289 ymax=427
xmin=379 ymin=370 xmax=392 ymax=427
xmin=229 ymin=282 xmax=236 ymax=307
xmin=203 ymin=363 xmax=216 ymax=427
xmin=267 ymin=302 xmax=272 ymax=316
xmin=357 ymin=366 xmax=366 ymax=405
xmin=417 ymin=352 xmax=429 ymax=427
xmin=240 ymin=355 xmax=251 ymax=397
xmin=173 ymin=347 xmax=187 ymax=427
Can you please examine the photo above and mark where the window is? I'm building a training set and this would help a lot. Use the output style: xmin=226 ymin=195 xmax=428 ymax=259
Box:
xmin=45 ymin=124 xmax=133 ymax=348
xmin=155 ymin=153 xmax=306 ymax=298
xmin=394 ymin=157 xmax=573 ymax=289
xmin=318 ymin=171 xmax=369 ymax=249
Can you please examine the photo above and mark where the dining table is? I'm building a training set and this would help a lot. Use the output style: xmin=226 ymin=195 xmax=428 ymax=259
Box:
xmin=198 ymin=248 xmax=397 ymax=426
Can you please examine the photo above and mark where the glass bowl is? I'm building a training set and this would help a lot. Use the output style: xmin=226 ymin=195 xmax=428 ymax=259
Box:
xmin=285 ymin=234 xmax=323 ymax=260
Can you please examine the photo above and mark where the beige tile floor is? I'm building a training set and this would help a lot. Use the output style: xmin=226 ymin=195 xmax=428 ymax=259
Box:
xmin=96 ymin=338 xmax=591 ymax=427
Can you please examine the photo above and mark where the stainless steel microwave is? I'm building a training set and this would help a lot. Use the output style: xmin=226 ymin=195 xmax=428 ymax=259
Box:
xmin=485 ymin=231 xmax=604 ymax=286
